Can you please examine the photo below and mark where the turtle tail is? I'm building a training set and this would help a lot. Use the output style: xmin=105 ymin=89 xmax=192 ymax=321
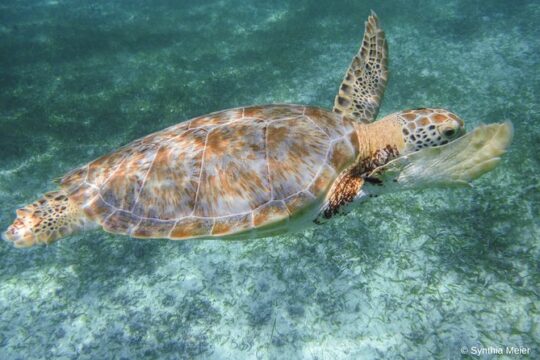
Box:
xmin=2 ymin=190 xmax=91 ymax=248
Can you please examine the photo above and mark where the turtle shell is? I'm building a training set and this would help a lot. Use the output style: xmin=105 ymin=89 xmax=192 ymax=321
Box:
xmin=60 ymin=105 xmax=359 ymax=239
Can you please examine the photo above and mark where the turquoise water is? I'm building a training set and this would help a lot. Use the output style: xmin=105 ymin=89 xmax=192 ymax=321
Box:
xmin=0 ymin=0 xmax=538 ymax=359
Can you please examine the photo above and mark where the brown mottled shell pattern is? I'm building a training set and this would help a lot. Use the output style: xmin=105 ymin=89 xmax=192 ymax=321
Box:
xmin=60 ymin=105 xmax=359 ymax=239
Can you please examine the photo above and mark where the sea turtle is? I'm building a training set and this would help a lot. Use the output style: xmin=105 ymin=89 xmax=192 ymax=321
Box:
xmin=3 ymin=13 xmax=512 ymax=248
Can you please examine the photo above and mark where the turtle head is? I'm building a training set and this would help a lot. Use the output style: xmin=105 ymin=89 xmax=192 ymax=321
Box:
xmin=397 ymin=108 xmax=465 ymax=152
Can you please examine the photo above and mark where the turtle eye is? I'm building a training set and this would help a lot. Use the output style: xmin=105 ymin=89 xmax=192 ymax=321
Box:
xmin=443 ymin=128 xmax=456 ymax=138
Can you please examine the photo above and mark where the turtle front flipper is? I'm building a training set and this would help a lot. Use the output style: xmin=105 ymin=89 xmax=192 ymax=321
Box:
xmin=333 ymin=11 xmax=388 ymax=123
xmin=363 ymin=122 xmax=514 ymax=194
xmin=315 ymin=122 xmax=513 ymax=223
xmin=316 ymin=171 xmax=366 ymax=223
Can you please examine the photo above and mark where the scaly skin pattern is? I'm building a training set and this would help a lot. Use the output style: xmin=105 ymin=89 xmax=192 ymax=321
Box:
xmin=333 ymin=12 xmax=388 ymax=123
xmin=2 ymin=190 xmax=94 ymax=247
xmin=397 ymin=108 xmax=465 ymax=150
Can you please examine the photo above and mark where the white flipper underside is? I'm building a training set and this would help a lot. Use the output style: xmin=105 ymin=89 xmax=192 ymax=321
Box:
xmin=365 ymin=121 xmax=514 ymax=192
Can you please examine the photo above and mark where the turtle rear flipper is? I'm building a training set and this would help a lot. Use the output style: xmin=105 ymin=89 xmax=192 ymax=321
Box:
xmin=364 ymin=121 xmax=514 ymax=193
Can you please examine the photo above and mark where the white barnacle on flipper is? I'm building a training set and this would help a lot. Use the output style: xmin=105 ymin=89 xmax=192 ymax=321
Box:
xmin=364 ymin=121 xmax=514 ymax=194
